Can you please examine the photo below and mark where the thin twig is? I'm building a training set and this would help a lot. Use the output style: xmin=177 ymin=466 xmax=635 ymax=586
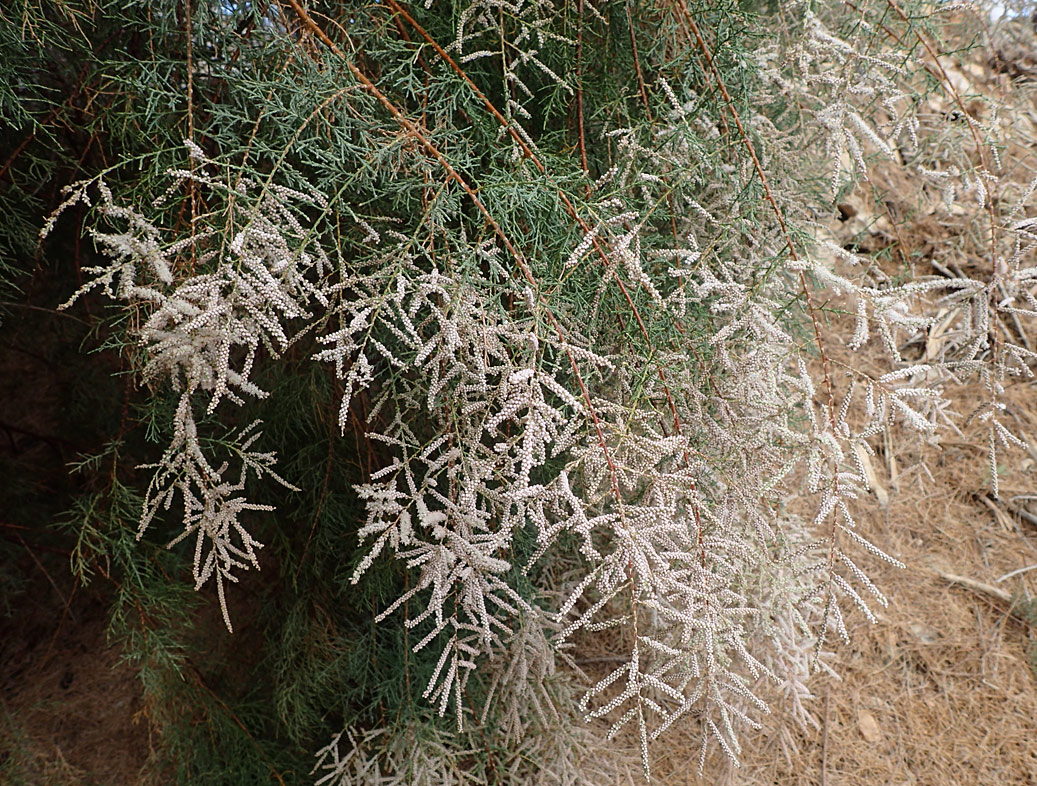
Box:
xmin=821 ymin=690 xmax=831 ymax=786
xmin=934 ymin=566 xmax=1013 ymax=604
xmin=14 ymin=532 xmax=73 ymax=615
xmin=677 ymin=2 xmax=846 ymax=606
xmin=626 ymin=2 xmax=650 ymax=114
xmin=188 ymin=661 xmax=289 ymax=786
xmin=987 ymin=493 xmax=1037 ymax=529
xmin=0 ymin=301 xmax=92 ymax=325
xmin=575 ymin=0 xmax=590 ymax=185
xmin=997 ymin=563 xmax=1037 ymax=583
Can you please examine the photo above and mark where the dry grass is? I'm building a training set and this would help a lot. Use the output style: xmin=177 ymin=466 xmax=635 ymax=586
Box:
xmin=577 ymin=345 xmax=1037 ymax=786
xmin=0 ymin=593 xmax=155 ymax=786
xmin=759 ymin=424 xmax=1037 ymax=786
xmin=640 ymin=364 xmax=1037 ymax=786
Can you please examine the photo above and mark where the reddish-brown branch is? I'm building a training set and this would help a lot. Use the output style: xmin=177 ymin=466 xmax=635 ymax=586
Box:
xmin=575 ymin=0 xmax=590 ymax=184
xmin=184 ymin=0 xmax=199 ymax=273
xmin=626 ymin=3 xmax=651 ymax=114
xmin=0 ymin=50 xmax=97 ymax=184
xmin=384 ymin=1 xmax=691 ymax=433
xmin=679 ymin=4 xmax=839 ymax=427
xmin=0 ymin=104 xmax=64 ymax=183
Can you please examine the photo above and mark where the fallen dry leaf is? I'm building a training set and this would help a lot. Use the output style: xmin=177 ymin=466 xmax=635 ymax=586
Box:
xmin=853 ymin=442 xmax=889 ymax=506
xmin=858 ymin=709 xmax=882 ymax=744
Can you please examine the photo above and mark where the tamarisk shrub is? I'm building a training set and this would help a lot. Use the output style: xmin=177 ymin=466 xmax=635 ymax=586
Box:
xmin=25 ymin=0 xmax=1035 ymax=780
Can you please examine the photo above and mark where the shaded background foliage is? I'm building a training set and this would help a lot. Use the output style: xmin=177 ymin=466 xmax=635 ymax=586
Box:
xmin=0 ymin=2 xmax=486 ymax=781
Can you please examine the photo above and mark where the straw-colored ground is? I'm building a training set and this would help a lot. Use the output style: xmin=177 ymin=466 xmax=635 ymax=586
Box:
xmin=664 ymin=387 xmax=1037 ymax=785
